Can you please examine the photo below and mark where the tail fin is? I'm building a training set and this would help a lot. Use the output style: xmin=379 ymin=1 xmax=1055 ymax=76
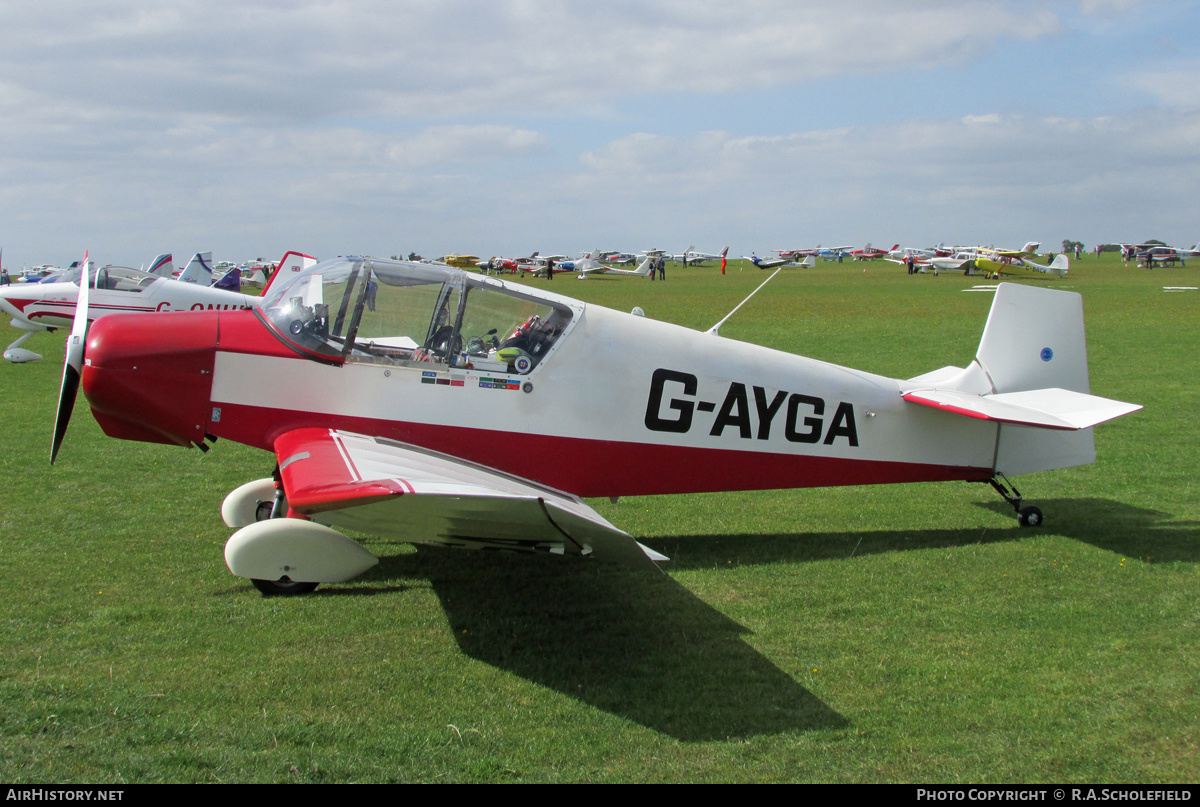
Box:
xmin=633 ymin=256 xmax=654 ymax=276
xmin=799 ymin=255 xmax=816 ymax=268
xmin=261 ymin=251 xmax=317 ymax=297
xmin=1018 ymin=253 xmax=1068 ymax=276
xmin=904 ymin=284 xmax=1140 ymax=475
xmin=147 ymin=253 xmax=174 ymax=277
xmin=213 ymin=266 xmax=242 ymax=292
xmin=177 ymin=252 xmax=214 ymax=284
xmin=1020 ymin=241 xmax=1041 ymax=254
xmin=976 ymin=283 xmax=1089 ymax=395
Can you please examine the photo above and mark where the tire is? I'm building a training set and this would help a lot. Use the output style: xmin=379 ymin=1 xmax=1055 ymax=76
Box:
xmin=1017 ymin=506 xmax=1043 ymax=528
xmin=251 ymin=577 xmax=319 ymax=596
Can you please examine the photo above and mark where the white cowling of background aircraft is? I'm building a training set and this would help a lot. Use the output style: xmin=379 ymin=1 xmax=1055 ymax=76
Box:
xmin=0 ymin=251 xmax=313 ymax=363
xmin=51 ymin=256 xmax=1140 ymax=595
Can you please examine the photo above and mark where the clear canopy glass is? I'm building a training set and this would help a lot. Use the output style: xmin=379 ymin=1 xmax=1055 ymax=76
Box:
xmin=262 ymin=257 xmax=574 ymax=374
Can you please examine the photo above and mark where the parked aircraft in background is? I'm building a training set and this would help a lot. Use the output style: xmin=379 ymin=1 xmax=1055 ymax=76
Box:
xmin=974 ymin=243 xmax=1068 ymax=279
xmin=771 ymin=246 xmax=853 ymax=263
xmin=516 ymin=255 xmax=572 ymax=277
xmin=1122 ymin=242 xmax=1199 ymax=267
xmin=668 ymin=246 xmax=729 ymax=266
xmin=746 ymin=254 xmax=816 ymax=270
xmin=886 ymin=251 xmax=976 ymax=275
xmin=574 ymin=252 xmax=656 ymax=278
xmin=851 ymin=244 xmax=900 ymax=260
xmin=0 ymin=252 xmax=301 ymax=363
xmin=52 ymin=256 xmax=1139 ymax=595
xmin=440 ymin=255 xmax=480 ymax=268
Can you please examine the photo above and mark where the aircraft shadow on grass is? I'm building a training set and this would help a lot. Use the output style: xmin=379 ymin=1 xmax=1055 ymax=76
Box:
xmin=971 ymin=497 xmax=1200 ymax=563
xmin=361 ymin=547 xmax=848 ymax=742
xmin=317 ymin=496 xmax=1192 ymax=741
xmin=649 ymin=497 xmax=1200 ymax=570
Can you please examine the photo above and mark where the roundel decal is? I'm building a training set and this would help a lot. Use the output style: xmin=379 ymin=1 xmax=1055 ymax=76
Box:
xmin=1040 ymin=347 xmax=1053 ymax=362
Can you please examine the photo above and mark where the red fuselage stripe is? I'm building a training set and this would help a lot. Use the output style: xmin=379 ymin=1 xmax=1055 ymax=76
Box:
xmin=210 ymin=400 xmax=992 ymax=498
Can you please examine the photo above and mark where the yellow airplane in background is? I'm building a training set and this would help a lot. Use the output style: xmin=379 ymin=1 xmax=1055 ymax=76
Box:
xmin=440 ymin=254 xmax=480 ymax=268
xmin=974 ymin=242 xmax=1068 ymax=279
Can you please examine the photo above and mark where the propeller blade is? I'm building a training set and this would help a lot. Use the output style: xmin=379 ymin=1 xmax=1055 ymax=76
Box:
xmin=51 ymin=253 xmax=90 ymax=464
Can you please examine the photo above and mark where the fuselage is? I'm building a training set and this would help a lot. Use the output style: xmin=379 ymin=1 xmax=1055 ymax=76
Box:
xmin=0 ymin=273 xmax=259 ymax=332
xmin=80 ymin=259 xmax=999 ymax=498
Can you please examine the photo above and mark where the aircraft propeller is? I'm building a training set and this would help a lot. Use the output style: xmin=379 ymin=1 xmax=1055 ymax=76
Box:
xmin=50 ymin=253 xmax=90 ymax=464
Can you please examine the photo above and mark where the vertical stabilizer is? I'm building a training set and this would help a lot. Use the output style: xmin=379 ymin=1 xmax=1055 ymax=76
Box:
xmin=147 ymin=253 xmax=174 ymax=277
xmin=976 ymin=283 xmax=1089 ymax=394
xmin=177 ymin=252 xmax=214 ymax=285
xmin=977 ymin=283 xmax=1094 ymax=474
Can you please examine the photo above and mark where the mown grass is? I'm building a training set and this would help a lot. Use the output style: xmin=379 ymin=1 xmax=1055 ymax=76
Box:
xmin=1 ymin=254 xmax=1196 ymax=782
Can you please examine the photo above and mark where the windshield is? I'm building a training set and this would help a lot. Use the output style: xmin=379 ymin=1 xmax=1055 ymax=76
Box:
xmin=263 ymin=257 xmax=574 ymax=374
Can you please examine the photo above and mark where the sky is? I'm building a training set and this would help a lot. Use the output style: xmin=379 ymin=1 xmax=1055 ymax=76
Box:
xmin=1 ymin=0 xmax=1197 ymax=268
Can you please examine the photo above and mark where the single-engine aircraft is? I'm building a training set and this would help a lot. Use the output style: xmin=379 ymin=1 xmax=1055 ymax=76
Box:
xmin=1121 ymin=242 xmax=1198 ymax=267
xmin=850 ymin=244 xmax=900 ymax=261
xmin=1 ymin=251 xmax=311 ymax=363
xmin=440 ymin=255 xmax=480 ymax=269
xmin=668 ymin=246 xmax=728 ymax=266
xmin=573 ymin=251 xmax=656 ymax=278
xmin=53 ymin=256 xmax=1140 ymax=595
xmin=974 ymin=243 xmax=1068 ymax=279
xmin=0 ymin=255 xmax=263 ymax=363
xmin=746 ymin=254 xmax=816 ymax=270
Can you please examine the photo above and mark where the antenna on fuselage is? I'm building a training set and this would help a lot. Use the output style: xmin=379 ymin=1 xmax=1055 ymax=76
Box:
xmin=706 ymin=268 xmax=782 ymax=336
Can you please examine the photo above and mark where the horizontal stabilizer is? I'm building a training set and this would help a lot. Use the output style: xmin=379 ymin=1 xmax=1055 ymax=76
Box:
xmin=902 ymin=388 xmax=1142 ymax=430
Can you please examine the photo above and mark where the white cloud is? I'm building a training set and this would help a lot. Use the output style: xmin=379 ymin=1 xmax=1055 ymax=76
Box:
xmin=564 ymin=109 xmax=1200 ymax=248
xmin=0 ymin=1 xmax=1187 ymax=265
xmin=1123 ymin=67 xmax=1200 ymax=109
xmin=0 ymin=1 xmax=1070 ymax=125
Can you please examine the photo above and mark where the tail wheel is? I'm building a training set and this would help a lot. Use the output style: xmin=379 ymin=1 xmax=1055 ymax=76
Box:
xmin=1017 ymin=506 xmax=1043 ymax=528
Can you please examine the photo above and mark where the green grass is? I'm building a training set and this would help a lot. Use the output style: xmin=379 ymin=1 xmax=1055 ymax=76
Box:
xmin=1 ymin=254 xmax=1196 ymax=782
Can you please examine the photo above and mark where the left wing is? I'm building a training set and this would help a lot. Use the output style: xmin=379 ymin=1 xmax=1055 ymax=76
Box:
xmin=274 ymin=428 xmax=667 ymax=569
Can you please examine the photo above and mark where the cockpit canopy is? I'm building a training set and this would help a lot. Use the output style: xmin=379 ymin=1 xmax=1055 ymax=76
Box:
xmin=262 ymin=257 xmax=576 ymax=374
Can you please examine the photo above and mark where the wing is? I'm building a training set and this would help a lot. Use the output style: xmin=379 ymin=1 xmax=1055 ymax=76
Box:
xmin=274 ymin=428 xmax=667 ymax=569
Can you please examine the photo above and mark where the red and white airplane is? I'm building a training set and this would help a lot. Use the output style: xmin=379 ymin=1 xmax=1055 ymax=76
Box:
xmin=850 ymin=243 xmax=900 ymax=261
xmin=53 ymin=256 xmax=1140 ymax=595
xmin=0 ymin=252 xmax=296 ymax=363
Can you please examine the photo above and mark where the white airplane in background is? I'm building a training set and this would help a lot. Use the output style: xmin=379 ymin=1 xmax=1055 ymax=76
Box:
xmin=573 ymin=251 xmax=656 ymax=278
xmin=1121 ymin=242 xmax=1200 ymax=267
xmin=668 ymin=246 xmax=729 ymax=266
xmin=51 ymin=255 xmax=1140 ymax=595
xmin=175 ymin=252 xmax=217 ymax=284
xmin=0 ymin=251 xmax=311 ymax=363
xmin=886 ymin=250 xmax=977 ymax=275
xmin=745 ymin=254 xmax=816 ymax=270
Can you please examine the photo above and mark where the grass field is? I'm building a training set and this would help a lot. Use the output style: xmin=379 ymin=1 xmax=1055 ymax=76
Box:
xmin=1 ymin=253 xmax=1196 ymax=783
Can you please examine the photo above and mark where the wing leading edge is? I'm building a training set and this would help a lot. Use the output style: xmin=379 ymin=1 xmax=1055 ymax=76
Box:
xmin=273 ymin=428 xmax=667 ymax=570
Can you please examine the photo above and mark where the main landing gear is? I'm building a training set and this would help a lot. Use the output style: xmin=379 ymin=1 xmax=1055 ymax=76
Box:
xmin=987 ymin=474 xmax=1043 ymax=527
xmin=250 ymin=468 xmax=319 ymax=597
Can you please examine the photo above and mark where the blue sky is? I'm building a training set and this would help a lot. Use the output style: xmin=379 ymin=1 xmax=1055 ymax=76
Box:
xmin=1 ymin=0 xmax=1196 ymax=268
